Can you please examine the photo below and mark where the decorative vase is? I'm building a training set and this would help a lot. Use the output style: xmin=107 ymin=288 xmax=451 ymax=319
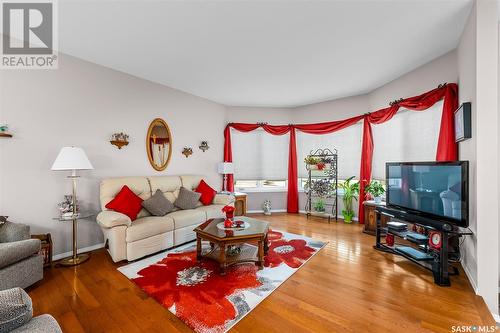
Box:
xmin=222 ymin=205 xmax=235 ymax=220
xmin=374 ymin=196 xmax=382 ymax=204
xmin=263 ymin=200 xmax=272 ymax=215
xmin=224 ymin=218 xmax=233 ymax=228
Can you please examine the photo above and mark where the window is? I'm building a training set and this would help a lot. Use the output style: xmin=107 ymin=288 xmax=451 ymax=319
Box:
xmin=232 ymin=128 xmax=289 ymax=191
xmin=234 ymin=180 xmax=287 ymax=191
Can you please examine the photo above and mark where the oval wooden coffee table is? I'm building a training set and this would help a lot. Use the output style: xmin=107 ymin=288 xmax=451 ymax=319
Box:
xmin=194 ymin=216 xmax=269 ymax=275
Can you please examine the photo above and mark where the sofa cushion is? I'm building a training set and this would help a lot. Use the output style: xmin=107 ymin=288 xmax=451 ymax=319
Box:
xmin=166 ymin=210 xmax=206 ymax=229
xmin=0 ymin=239 xmax=40 ymax=269
xmin=195 ymin=205 xmax=225 ymax=220
xmin=105 ymin=185 xmax=144 ymax=221
xmin=174 ymin=187 xmax=201 ymax=210
xmin=100 ymin=177 xmax=151 ymax=219
xmin=0 ymin=287 xmax=32 ymax=333
xmin=125 ymin=216 xmax=174 ymax=243
xmin=142 ymin=189 xmax=175 ymax=216
xmin=148 ymin=176 xmax=182 ymax=203
xmin=180 ymin=175 xmax=203 ymax=191
xmin=195 ymin=180 xmax=217 ymax=206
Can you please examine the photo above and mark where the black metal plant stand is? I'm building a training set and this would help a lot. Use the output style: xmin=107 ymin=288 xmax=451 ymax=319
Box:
xmin=305 ymin=148 xmax=338 ymax=223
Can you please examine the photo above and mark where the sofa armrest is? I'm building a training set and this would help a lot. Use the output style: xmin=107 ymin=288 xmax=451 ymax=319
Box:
xmin=0 ymin=239 xmax=40 ymax=269
xmin=213 ymin=193 xmax=235 ymax=206
xmin=0 ymin=221 xmax=30 ymax=243
xmin=96 ymin=211 xmax=132 ymax=229
xmin=0 ymin=288 xmax=33 ymax=332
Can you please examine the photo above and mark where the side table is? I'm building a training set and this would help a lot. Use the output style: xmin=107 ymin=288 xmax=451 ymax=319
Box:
xmin=234 ymin=192 xmax=247 ymax=216
xmin=363 ymin=200 xmax=389 ymax=235
xmin=31 ymin=233 xmax=52 ymax=268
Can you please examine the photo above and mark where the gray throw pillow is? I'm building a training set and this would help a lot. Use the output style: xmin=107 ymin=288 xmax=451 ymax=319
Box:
xmin=142 ymin=189 xmax=175 ymax=216
xmin=174 ymin=187 xmax=202 ymax=210
xmin=0 ymin=288 xmax=33 ymax=333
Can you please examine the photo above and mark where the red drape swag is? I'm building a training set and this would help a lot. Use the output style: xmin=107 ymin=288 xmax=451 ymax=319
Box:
xmin=223 ymin=83 xmax=458 ymax=220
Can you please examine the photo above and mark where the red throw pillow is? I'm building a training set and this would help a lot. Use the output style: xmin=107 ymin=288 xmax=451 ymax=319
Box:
xmin=105 ymin=185 xmax=143 ymax=221
xmin=195 ymin=180 xmax=217 ymax=206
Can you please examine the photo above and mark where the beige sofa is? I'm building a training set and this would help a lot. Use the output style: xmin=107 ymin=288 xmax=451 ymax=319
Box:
xmin=96 ymin=175 xmax=233 ymax=262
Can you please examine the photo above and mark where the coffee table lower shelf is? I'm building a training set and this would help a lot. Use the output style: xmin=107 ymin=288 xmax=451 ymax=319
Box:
xmin=198 ymin=243 xmax=261 ymax=275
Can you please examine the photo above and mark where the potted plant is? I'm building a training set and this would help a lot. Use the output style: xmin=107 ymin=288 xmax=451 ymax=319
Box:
xmin=304 ymin=156 xmax=321 ymax=170
xmin=365 ymin=180 xmax=385 ymax=204
xmin=338 ymin=176 xmax=359 ymax=223
xmin=313 ymin=199 xmax=326 ymax=212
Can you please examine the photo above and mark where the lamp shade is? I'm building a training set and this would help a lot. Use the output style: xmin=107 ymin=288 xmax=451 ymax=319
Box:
xmin=217 ymin=162 xmax=234 ymax=174
xmin=51 ymin=147 xmax=94 ymax=171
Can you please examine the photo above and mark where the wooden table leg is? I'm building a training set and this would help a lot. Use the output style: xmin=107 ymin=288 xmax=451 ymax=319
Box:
xmin=258 ymin=239 xmax=264 ymax=269
xmin=264 ymin=233 xmax=269 ymax=255
xmin=196 ymin=236 xmax=202 ymax=260
xmin=219 ymin=244 xmax=226 ymax=275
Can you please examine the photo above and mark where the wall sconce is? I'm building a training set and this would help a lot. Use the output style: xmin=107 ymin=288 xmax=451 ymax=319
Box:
xmin=182 ymin=147 xmax=193 ymax=158
xmin=199 ymin=141 xmax=209 ymax=152
xmin=110 ymin=132 xmax=129 ymax=149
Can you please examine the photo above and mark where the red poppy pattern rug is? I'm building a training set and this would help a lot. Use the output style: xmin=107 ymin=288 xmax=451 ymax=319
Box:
xmin=118 ymin=229 xmax=325 ymax=333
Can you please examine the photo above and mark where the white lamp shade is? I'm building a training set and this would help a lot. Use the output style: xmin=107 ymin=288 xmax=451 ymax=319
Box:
xmin=218 ymin=162 xmax=234 ymax=174
xmin=51 ymin=147 xmax=94 ymax=171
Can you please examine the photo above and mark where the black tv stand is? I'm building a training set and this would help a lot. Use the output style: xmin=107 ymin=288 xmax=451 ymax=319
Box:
xmin=374 ymin=206 xmax=472 ymax=286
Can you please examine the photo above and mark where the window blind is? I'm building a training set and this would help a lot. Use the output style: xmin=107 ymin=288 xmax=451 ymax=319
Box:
xmin=296 ymin=123 xmax=363 ymax=179
xmin=231 ymin=128 xmax=289 ymax=180
xmin=371 ymin=100 xmax=442 ymax=179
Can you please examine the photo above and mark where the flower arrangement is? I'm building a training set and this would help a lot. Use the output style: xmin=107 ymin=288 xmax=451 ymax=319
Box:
xmin=304 ymin=156 xmax=321 ymax=165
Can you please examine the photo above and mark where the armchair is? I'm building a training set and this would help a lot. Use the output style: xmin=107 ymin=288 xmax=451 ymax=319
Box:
xmin=0 ymin=220 xmax=43 ymax=291
xmin=0 ymin=287 xmax=62 ymax=333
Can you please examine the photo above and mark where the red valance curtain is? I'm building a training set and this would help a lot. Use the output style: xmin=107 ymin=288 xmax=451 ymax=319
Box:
xmin=223 ymin=83 xmax=458 ymax=222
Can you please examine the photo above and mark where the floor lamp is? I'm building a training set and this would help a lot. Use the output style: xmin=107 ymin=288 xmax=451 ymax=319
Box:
xmin=51 ymin=147 xmax=94 ymax=266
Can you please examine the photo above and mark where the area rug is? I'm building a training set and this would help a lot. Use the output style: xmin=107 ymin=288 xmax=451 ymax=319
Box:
xmin=118 ymin=230 xmax=326 ymax=333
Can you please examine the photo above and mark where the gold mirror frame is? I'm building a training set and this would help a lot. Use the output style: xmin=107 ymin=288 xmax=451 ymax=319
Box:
xmin=146 ymin=118 xmax=172 ymax=171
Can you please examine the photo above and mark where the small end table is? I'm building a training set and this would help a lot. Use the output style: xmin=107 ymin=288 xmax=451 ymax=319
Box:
xmin=53 ymin=212 xmax=95 ymax=266
xmin=31 ymin=233 xmax=52 ymax=268
xmin=234 ymin=192 xmax=247 ymax=216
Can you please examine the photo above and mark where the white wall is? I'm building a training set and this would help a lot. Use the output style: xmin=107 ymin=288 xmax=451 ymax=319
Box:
xmin=369 ymin=51 xmax=458 ymax=110
xmin=457 ymin=4 xmax=478 ymax=291
xmin=0 ymin=52 xmax=226 ymax=256
xmin=474 ymin=0 xmax=498 ymax=315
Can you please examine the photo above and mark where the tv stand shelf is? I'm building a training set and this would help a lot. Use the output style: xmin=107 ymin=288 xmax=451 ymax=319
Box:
xmin=374 ymin=206 xmax=471 ymax=286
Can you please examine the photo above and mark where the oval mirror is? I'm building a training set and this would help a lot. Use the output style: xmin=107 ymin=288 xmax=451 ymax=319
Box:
xmin=146 ymin=118 xmax=172 ymax=171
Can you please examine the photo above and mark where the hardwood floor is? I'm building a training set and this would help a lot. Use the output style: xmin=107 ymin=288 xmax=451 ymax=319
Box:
xmin=28 ymin=213 xmax=495 ymax=332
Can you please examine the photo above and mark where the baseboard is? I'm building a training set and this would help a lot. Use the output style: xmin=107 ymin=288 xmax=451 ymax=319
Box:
xmin=52 ymin=243 xmax=105 ymax=261
xmin=462 ymin=262 xmax=478 ymax=294
xmin=247 ymin=209 xmax=287 ymax=214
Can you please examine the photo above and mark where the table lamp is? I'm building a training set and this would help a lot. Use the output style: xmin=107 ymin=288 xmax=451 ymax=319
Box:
xmin=218 ymin=162 xmax=234 ymax=192
xmin=51 ymin=147 xmax=94 ymax=266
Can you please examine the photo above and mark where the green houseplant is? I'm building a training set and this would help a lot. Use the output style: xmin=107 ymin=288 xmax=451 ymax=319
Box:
xmin=365 ymin=180 xmax=385 ymax=204
xmin=313 ymin=199 xmax=326 ymax=212
xmin=338 ymin=176 xmax=359 ymax=223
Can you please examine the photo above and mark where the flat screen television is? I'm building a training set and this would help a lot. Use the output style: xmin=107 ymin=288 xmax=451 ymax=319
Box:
xmin=386 ymin=161 xmax=469 ymax=228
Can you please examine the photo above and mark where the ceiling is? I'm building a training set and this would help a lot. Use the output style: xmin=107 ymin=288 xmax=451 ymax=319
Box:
xmin=58 ymin=0 xmax=473 ymax=107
